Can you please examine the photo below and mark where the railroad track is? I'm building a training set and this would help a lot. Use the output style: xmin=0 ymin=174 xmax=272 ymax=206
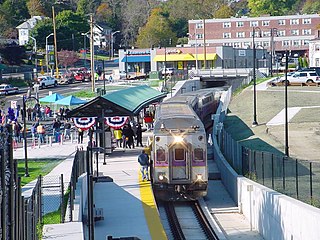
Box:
xmin=158 ymin=200 xmax=219 ymax=240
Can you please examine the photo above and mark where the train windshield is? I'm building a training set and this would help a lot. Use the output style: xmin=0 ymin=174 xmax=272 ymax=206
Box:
xmin=194 ymin=148 xmax=204 ymax=161
xmin=174 ymin=149 xmax=185 ymax=161
xmin=156 ymin=148 xmax=166 ymax=161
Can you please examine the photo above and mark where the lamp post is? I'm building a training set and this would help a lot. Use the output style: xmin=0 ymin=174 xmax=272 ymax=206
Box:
xmin=270 ymin=28 xmax=278 ymax=77
xmin=30 ymin=36 xmax=37 ymax=77
xmin=22 ymin=95 xmax=39 ymax=177
xmin=46 ymin=33 xmax=54 ymax=73
xmin=252 ymin=27 xmax=261 ymax=127
xmin=124 ymin=48 xmax=128 ymax=79
xmin=111 ymin=31 xmax=120 ymax=60
xmin=284 ymin=50 xmax=289 ymax=157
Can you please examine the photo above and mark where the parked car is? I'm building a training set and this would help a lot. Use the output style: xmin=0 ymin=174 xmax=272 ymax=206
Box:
xmin=277 ymin=71 xmax=320 ymax=84
xmin=57 ymin=71 xmax=75 ymax=84
xmin=298 ymin=67 xmax=320 ymax=76
xmin=35 ymin=76 xmax=57 ymax=89
xmin=0 ymin=84 xmax=20 ymax=95
xmin=69 ymin=67 xmax=91 ymax=82
xmin=161 ymin=67 xmax=175 ymax=75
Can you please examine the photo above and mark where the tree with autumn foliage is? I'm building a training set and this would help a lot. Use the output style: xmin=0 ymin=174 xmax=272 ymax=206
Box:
xmin=58 ymin=50 xmax=79 ymax=69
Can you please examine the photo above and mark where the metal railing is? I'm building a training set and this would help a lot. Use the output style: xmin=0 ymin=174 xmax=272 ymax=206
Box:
xmin=217 ymin=127 xmax=320 ymax=207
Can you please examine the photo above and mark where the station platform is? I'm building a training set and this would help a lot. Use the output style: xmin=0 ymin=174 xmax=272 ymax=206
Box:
xmin=94 ymin=147 xmax=167 ymax=239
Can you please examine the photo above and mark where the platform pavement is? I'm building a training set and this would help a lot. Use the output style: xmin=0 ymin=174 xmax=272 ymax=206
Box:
xmin=16 ymin=131 xmax=264 ymax=239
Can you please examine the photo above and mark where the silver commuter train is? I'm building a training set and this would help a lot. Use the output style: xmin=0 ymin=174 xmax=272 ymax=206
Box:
xmin=151 ymin=88 xmax=221 ymax=201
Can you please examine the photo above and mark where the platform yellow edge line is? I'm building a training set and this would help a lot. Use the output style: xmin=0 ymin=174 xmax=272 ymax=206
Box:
xmin=139 ymin=173 xmax=167 ymax=240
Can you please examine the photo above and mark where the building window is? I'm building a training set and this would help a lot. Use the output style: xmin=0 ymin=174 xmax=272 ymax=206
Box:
xmin=223 ymin=22 xmax=231 ymax=28
xmin=236 ymin=21 xmax=244 ymax=27
xmin=250 ymin=21 xmax=259 ymax=27
xmin=303 ymin=18 xmax=311 ymax=24
xmin=223 ymin=32 xmax=231 ymax=38
xmin=293 ymin=40 xmax=300 ymax=46
xmin=316 ymin=58 xmax=320 ymax=66
xmin=278 ymin=19 xmax=286 ymax=25
xmin=236 ymin=32 xmax=245 ymax=38
xmin=223 ymin=42 xmax=232 ymax=46
xmin=196 ymin=23 xmax=203 ymax=29
xmin=263 ymin=41 xmax=269 ymax=47
xmin=196 ymin=33 xmax=203 ymax=39
xmin=282 ymin=40 xmax=290 ymax=46
xmin=234 ymin=42 xmax=240 ymax=48
xmin=262 ymin=21 xmax=270 ymax=26
xmin=243 ymin=42 xmax=251 ymax=48
xmin=262 ymin=31 xmax=270 ymax=37
xmin=278 ymin=30 xmax=286 ymax=36
xmin=302 ymin=29 xmax=311 ymax=35
xmin=290 ymin=19 xmax=299 ymax=25
xmin=291 ymin=29 xmax=299 ymax=35
xmin=302 ymin=40 xmax=309 ymax=46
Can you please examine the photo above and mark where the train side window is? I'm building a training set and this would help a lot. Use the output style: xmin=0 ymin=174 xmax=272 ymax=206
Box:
xmin=156 ymin=148 xmax=166 ymax=161
xmin=175 ymin=148 xmax=185 ymax=161
xmin=194 ymin=148 xmax=204 ymax=161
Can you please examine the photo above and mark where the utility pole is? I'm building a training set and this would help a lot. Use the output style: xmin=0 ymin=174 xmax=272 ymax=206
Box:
xmin=52 ymin=6 xmax=59 ymax=78
xmin=90 ymin=14 xmax=95 ymax=92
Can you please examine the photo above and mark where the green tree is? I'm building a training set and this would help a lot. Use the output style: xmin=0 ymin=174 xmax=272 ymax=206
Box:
xmin=136 ymin=8 xmax=176 ymax=48
xmin=247 ymin=0 xmax=297 ymax=16
xmin=0 ymin=43 xmax=26 ymax=65
xmin=0 ymin=0 xmax=30 ymax=27
xmin=30 ymin=11 xmax=89 ymax=51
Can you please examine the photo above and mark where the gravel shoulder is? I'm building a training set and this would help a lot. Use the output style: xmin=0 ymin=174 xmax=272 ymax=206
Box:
xmin=224 ymin=84 xmax=320 ymax=161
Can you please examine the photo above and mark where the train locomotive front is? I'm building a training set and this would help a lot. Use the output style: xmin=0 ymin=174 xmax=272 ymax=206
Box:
xmin=151 ymin=102 xmax=208 ymax=201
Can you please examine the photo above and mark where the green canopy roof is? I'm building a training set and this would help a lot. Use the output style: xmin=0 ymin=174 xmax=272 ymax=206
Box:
xmin=102 ymin=85 xmax=166 ymax=114
xmin=67 ymin=85 xmax=166 ymax=117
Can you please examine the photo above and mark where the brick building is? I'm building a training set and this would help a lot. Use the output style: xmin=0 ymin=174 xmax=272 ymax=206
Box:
xmin=188 ymin=14 xmax=320 ymax=58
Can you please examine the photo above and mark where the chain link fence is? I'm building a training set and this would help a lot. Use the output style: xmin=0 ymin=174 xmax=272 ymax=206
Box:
xmin=217 ymin=127 xmax=320 ymax=207
xmin=1 ymin=123 xmax=87 ymax=239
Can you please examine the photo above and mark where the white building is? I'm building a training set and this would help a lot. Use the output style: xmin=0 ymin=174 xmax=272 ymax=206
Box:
xmin=309 ymin=37 xmax=320 ymax=67
xmin=93 ymin=23 xmax=112 ymax=49
xmin=16 ymin=16 xmax=46 ymax=46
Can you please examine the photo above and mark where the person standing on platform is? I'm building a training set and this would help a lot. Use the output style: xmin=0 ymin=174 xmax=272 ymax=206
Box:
xmin=113 ymin=128 xmax=123 ymax=147
xmin=138 ymin=150 xmax=150 ymax=181
xmin=78 ymin=128 xmax=84 ymax=144
xmin=136 ymin=123 xmax=143 ymax=147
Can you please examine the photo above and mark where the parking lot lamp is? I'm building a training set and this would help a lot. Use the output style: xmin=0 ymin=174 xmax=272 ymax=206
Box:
xmin=45 ymin=33 xmax=54 ymax=73
xmin=111 ymin=31 xmax=120 ymax=60
xmin=30 ymin=36 xmax=37 ymax=77
xmin=252 ymin=27 xmax=261 ymax=127
xmin=284 ymin=50 xmax=289 ymax=157
xmin=81 ymin=32 xmax=89 ymax=68
xmin=270 ymin=28 xmax=278 ymax=77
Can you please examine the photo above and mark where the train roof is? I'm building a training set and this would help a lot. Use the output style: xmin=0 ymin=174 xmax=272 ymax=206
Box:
xmin=156 ymin=102 xmax=196 ymax=118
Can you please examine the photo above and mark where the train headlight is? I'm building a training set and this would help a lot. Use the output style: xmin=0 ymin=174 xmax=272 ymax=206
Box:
xmin=174 ymin=135 xmax=183 ymax=143
xmin=158 ymin=172 xmax=167 ymax=181
xmin=196 ymin=174 xmax=203 ymax=181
